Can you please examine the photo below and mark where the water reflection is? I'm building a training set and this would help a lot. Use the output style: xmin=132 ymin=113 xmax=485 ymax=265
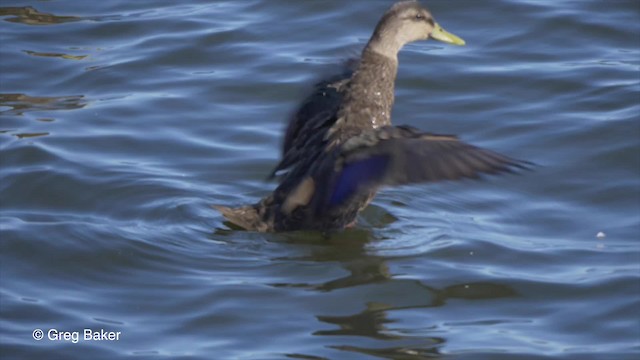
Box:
xmin=277 ymin=234 xmax=518 ymax=359
xmin=331 ymin=343 xmax=443 ymax=360
xmin=13 ymin=132 xmax=49 ymax=139
xmin=315 ymin=256 xmax=390 ymax=291
xmin=0 ymin=6 xmax=80 ymax=26
xmin=0 ymin=93 xmax=86 ymax=116
xmin=316 ymin=302 xmax=402 ymax=340
xmin=1 ymin=93 xmax=87 ymax=140
xmin=23 ymin=50 xmax=87 ymax=61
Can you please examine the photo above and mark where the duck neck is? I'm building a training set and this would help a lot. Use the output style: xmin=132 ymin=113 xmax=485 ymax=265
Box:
xmin=337 ymin=47 xmax=398 ymax=135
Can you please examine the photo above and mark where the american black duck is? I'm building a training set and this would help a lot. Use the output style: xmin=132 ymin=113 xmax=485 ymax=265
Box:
xmin=215 ymin=0 xmax=526 ymax=232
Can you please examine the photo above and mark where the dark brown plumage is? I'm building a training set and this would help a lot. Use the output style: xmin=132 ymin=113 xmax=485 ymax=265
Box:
xmin=215 ymin=1 xmax=527 ymax=232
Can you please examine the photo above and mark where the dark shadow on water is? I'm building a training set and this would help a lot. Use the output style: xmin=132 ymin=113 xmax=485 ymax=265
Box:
xmin=313 ymin=279 xmax=516 ymax=359
xmin=23 ymin=50 xmax=87 ymax=61
xmin=329 ymin=343 xmax=444 ymax=360
xmin=0 ymin=93 xmax=87 ymax=116
xmin=0 ymin=6 xmax=80 ymax=25
xmin=213 ymin=213 xmax=518 ymax=359
xmin=0 ymin=93 xmax=87 ymax=140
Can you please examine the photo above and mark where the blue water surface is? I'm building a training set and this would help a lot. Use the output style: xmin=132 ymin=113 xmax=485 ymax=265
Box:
xmin=1 ymin=1 xmax=639 ymax=359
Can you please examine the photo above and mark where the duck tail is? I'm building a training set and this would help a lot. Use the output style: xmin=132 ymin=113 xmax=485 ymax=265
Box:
xmin=213 ymin=205 xmax=269 ymax=232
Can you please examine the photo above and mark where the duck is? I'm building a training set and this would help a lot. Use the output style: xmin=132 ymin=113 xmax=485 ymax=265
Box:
xmin=215 ymin=0 xmax=526 ymax=232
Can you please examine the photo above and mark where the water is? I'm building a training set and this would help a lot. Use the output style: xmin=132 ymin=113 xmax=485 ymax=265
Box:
xmin=1 ymin=0 xmax=638 ymax=359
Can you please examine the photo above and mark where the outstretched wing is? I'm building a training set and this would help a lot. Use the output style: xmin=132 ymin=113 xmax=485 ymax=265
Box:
xmin=269 ymin=59 xmax=357 ymax=178
xmin=324 ymin=125 xmax=529 ymax=208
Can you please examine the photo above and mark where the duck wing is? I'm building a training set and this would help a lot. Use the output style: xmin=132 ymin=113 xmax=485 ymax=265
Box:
xmin=269 ymin=60 xmax=356 ymax=178
xmin=316 ymin=125 xmax=529 ymax=209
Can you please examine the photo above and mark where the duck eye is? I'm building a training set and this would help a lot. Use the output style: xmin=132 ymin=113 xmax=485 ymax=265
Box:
xmin=415 ymin=14 xmax=424 ymax=20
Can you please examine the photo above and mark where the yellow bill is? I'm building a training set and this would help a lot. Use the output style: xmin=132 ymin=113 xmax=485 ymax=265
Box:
xmin=430 ymin=23 xmax=465 ymax=46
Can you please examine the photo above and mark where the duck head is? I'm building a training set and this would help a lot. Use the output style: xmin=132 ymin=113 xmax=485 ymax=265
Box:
xmin=367 ymin=0 xmax=465 ymax=57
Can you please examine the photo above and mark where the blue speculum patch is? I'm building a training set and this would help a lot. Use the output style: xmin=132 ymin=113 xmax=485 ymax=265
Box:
xmin=329 ymin=155 xmax=390 ymax=207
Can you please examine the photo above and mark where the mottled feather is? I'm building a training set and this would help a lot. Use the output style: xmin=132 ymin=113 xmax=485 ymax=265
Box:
xmin=215 ymin=1 xmax=529 ymax=232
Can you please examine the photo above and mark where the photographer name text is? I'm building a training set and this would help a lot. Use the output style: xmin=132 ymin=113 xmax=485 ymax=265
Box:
xmin=33 ymin=328 xmax=121 ymax=343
